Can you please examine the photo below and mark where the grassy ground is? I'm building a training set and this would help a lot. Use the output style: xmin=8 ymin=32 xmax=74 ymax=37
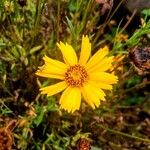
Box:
xmin=0 ymin=0 xmax=150 ymax=149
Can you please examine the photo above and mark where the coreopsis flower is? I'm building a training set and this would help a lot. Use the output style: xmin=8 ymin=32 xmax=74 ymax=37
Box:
xmin=36 ymin=35 xmax=118 ymax=113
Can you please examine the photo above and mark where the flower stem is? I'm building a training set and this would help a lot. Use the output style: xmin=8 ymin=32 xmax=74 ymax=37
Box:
xmin=30 ymin=0 xmax=43 ymax=47
xmin=80 ymin=0 xmax=94 ymax=33
xmin=57 ymin=0 xmax=61 ymax=41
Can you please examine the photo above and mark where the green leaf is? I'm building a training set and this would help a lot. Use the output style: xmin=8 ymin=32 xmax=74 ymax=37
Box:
xmin=66 ymin=16 xmax=76 ymax=38
xmin=34 ymin=109 xmax=45 ymax=126
xmin=142 ymin=9 xmax=150 ymax=16
xmin=29 ymin=45 xmax=42 ymax=55
xmin=126 ymin=20 xmax=150 ymax=46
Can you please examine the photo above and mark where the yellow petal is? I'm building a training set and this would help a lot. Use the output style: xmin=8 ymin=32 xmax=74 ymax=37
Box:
xmin=57 ymin=42 xmax=78 ymax=65
xmin=36 ymin=55 xmax=67 ymax=79
xmin=85 ymin=46 xmax=109 ymax=70
xmin=81 ymin=82 xmax=105 ymax=109
xmin=89 ymin=72 xmax=118 ymax=84
xmin=40 ymin=81 xmax=67 ymax=96
xmin=43 ymin=55 xmax=67 ymax=70
xmin=79 ymin=35 xmax=91 ymax=65
xmin=87 ymin=56 xmax=114 ymax=73
xmin=88 ymin=79 xmax=113 ymax=90
xmin=59 ymin=87 xmax=81 ymax=113
xmin=36 ymin=72 xmax=64 ymax=79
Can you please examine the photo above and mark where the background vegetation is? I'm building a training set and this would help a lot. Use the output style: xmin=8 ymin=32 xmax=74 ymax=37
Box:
xmin=0 ymin=0 xmax=150 ymax=149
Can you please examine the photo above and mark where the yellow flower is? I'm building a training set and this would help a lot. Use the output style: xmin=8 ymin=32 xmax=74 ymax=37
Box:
xmin=36 ymin=35 xmax=118 ymax=113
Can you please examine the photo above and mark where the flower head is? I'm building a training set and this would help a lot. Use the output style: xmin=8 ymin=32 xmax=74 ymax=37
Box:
xmin=36 ymin=35 xmax=118 ymax=113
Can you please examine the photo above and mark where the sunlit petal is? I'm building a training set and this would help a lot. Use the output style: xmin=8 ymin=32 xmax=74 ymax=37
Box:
xmin=89 ymin=72 xmax=118 ymax=84
xmin=59 ymin=87 xmax=81 ymax=113
xmin=36 ymin=55 xmax=67 ymax=79
xmin=87 ymin=56 xmax=114 ymax=73
xmin=81 ymin=82 xmax=105 ymax=108
xmin=40 ymin=81 xmax=67 ymax=96
xmin=85 ymin=46 xmax=109 ymax=70
xmin=36 ymin=71 xmax=64 ymax=79
xmin=79 ymin=35 xmax=91 ymax=65
xmin=57 ymin=42 xmax=78 ymax=65
xmin=90 ymin=81 xmax=113 ymax=90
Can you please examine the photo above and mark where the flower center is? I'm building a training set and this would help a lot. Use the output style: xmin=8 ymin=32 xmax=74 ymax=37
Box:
xmin=64 ymin=64 xmax=88 ymax=87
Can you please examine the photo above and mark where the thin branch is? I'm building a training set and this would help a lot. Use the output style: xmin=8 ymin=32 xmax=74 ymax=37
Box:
xmin=97 ymin=124 xmax=150 ymax=143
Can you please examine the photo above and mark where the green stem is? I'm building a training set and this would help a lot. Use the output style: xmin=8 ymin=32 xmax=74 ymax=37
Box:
xmin=22 ymin=7 xmax=25 ymax=40
xmin=57 ymin=0 xmax=61 ymax=42
xmin=80 ymin=0 xmax=94 ymax=33
xmin=30 ymin=0 xmax=43 ymax=47
xmin=97 ymin=124 xmax=150 ymax=143
xmin=73 ymin=0 xmax=82 ymax=33
xmin=35 ymin=0 xmax=43 ymax=30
